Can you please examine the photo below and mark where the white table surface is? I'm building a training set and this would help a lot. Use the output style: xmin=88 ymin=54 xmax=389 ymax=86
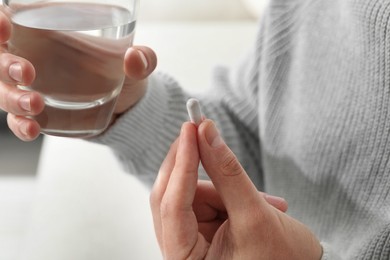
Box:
xmin=23 ymin=21 xmax=258 ymax=260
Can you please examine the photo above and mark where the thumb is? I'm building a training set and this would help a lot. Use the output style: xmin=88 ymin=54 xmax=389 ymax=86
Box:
xmin=124 ymin=46 xmax=157 ymax=80
xmin=198 ymin=119 xmax=269 ymax=217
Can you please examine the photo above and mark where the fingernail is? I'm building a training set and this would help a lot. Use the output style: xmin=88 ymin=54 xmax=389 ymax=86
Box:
xmin=9 ymin=63 xmax=22 ymax=82
xmin=20 ymin=122 xmax=28 ymax=136
xmin=137 ymin=50 xmax=148 ymax=69
xmin=205 ymin=121 xmax=224 ymax=148
xmin=19 ymin=94 xmax=31 ymax=111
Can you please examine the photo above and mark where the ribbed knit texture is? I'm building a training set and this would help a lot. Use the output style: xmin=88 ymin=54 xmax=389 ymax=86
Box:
xmin=97 ymin=0 xmax=390 ymax=258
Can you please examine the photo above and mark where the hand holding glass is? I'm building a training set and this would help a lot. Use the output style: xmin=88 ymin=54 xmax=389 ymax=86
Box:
xmin=3 ymin=0 xmax=138 ymax=137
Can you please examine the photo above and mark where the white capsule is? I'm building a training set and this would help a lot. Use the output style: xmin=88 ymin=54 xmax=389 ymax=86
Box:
xmin=186 ymin=98 xmax=203 ymax=126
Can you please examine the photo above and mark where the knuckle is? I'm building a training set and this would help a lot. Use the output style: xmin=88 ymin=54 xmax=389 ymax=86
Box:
xmin=149 ymin=189 xmax=158 ymax=208
xmin=0 ymin=84 xmax=24 ymax=114
xmin=159 ymin=197 xmax=183 ymax=220
xmin=0 ymin=85 xmax=12 ymax=111
xmin=219 ymin=151 xmax=243 ymax=176
xmin=159 ymin=198 xmax=172 ymax=220
xmin=0 ymin=53 xmax=16 ymax=82
xmin=247 ymin=209 xmax=267 ymax=227
xmin=149 ymin=187 xmax=163 ymax=210
xmin=6 ymin=113 xmax=20 ymax=136
xmin=235 ymin=209 xmax=271 ymax=242
xmin=0 ymin=52 xmax=11 ymax=68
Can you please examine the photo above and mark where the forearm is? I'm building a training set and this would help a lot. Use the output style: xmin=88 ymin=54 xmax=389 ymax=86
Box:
xmin=95 ymin=67 xmax=261 ymax=187
xmin=94 ymin=72 xmax=187 ymax=186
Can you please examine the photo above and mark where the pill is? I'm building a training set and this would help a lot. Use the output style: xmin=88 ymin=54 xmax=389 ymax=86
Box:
xmin=186 ymin=98 xmax=203 ymax=126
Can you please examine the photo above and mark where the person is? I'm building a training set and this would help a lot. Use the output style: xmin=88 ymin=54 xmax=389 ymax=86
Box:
xmin=1 ymin=0 xmax=390 ymax=259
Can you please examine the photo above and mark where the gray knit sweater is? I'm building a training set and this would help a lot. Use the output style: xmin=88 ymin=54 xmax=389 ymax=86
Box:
xmin=98 ymin=0 xmax=390 ymax=259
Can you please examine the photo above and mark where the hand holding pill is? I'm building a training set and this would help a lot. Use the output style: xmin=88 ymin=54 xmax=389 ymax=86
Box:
xmin=149 ymin=102 xmax=320 ymax=260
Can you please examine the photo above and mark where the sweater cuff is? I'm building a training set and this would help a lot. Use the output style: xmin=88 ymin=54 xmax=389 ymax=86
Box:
xmin=321 ymin=242 xmax=342 ymax=260
xmin=95 ymin=72 xmax=187 ymax=160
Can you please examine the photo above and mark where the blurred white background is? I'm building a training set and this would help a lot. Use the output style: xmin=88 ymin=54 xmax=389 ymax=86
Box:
xmin=0 ymin=0 xmax=266 ymax=259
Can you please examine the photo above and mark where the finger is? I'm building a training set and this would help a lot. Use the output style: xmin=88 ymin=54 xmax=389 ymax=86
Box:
xmin=0 ymin=53 xmax=36 ymax=85
xmin=192 ymin=181 xmax=225 ymax=222
xmin=150 ymin=137 xmax=179 ymax=251
xmin=0 ymin=11 xmax=11 ymax=43
xmin=152 ymin=138 xmax=179 ymax=201
xmin=7 ymin=113 xmax=41 ymax=141
xmin=198 ymin=119 xmax=270 ymax=217
xmin=124 ymin=46 xmax=157 ymax=81
xmin=161 ymin=122 xmax=200 ymax=257
xmin=192 ymin=182 xmax=288 ymax=220
xmin=263 ymin=193 xmax=288 ymax=212
xmin=163 ymin=122 xmax=199 ymax=213
xmin=193 ymin=182 xmax=288 ymax=242
xmin=194 ymin=181 xmax=227 ymax=243
xmin=0 ymin=82 xmax=44 ymax=115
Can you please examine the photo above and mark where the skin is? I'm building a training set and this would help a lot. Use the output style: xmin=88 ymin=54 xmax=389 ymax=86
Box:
xmin=150 ymin=120 xmax=323 ymax=260
xmin=0 ymin=10 xmax=157 ymax=141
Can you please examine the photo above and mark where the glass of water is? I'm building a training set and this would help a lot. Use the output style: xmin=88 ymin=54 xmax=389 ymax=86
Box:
xmin=3 ymin=0 xmax=138 ymax=137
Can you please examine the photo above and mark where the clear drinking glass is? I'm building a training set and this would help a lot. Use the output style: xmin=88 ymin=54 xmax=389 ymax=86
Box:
xmin=3 ymin=0 xmax=138 ymax=137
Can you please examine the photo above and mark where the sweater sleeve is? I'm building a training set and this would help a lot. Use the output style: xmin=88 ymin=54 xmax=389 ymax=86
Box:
xmin=94 ymin=41 xmax=263 ymax=188
xmin=321 ymin=243 xmax=343 ymax=260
